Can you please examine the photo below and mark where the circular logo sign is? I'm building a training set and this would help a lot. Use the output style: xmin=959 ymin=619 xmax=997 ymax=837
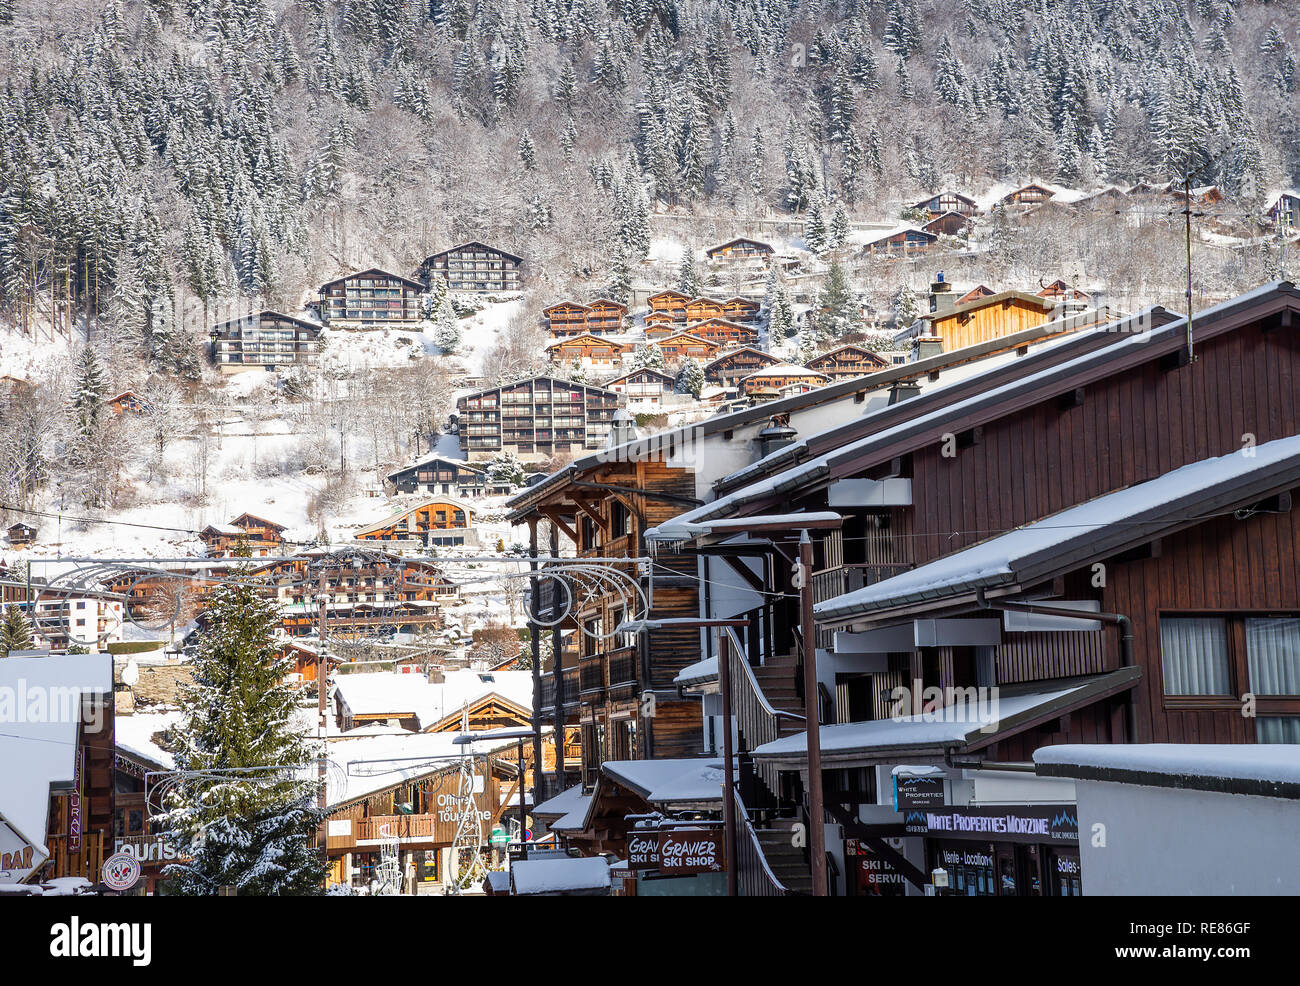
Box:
xmin=102 ymin=851 xmax=142 ymax=892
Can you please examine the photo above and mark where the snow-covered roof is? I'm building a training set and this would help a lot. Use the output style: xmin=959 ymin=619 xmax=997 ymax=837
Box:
xmin=533 ymin=783 xmax=587 ymax=820
xmin=114 ymin=710 xmax=182 ymax=770
xmin=510 ymin=855 xmax=611 ymax=895
xmin=601 ymin=758 xmax=724 ymax=805
xmin=0 ymin=654 xmax=112 ymax=863
xmin=816 ymin=435 xmax=1300 ymax=623
xmin=673 ymin=657 xmax=718 ymax=687
xmin=754 ymin=671 xmax=1137 ymax=764
xmin=1035 ymin=744 xmax=1300 ymax=799
xmin=333 ymin=669 xmax=533 ymax=730
xmin=324 ymin=730 xmax=519 ymax=807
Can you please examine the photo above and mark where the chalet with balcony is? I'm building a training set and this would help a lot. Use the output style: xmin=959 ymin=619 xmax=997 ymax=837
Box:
xmin=107 ymin=390 xmax=152 ymax=415
xmin=418 ymin=241 xmax=524 ymax=294
xmin=647 ymin=290 xmax=690 ymax=322
xmin=456 ymin=377 xmax=622 ymax=462
xmin=387 ymin=454 xmax=510 ymax=497
xmin=737 ymin=364 xmax=829 ymax=397
xmin=1001 ymin=182 xmax=1056 ymax=207
xmin=644 ymin=283 xmax=1300 ymax=896
xmin=923 ymin=211 xmax=973 ymax=237
xmin=355 ymin=497 xmax=474 ymax=548
xmin=682 ymin=318 xmax=759 ymax=350
xmin=861 ymin=227 xmax=938 ymax=258
xmin=6 ymin=522 xmax=37 ymax=546
xmin=722 ymin=297 xmax=762 ymax=324
xmin=545 ymin=302 xmax=591 ymax=338
xmin=319 ymin=269 xmax=424 ymax=328
xmin=211 ymin=310 xmax=323 ymax=371
xmin=586 ymin=299 xmax=628 ymax=334
xmin=199 ymin=513 xmax=287 ymax=558
xmin=706 ymin=238 xmax=774 ymax=264
xmin=685 ymin=297 xmax=727 ymax=323
xmin=546 ymin=334 xmax=630 ymax=369
xmin=806 ymin=344 xmax=890 ymax=381
xmin=704 ymin=348 xmax=783 ymax=387
xmin=655 ymin=332 xmax=720 ymax=364
xmin=604 ymin=368 xmax=676 ymax=406
xmin=912 ymin=191 xmax=978 ymax=216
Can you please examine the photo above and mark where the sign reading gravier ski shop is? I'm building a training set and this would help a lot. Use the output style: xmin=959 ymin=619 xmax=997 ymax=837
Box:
xmin=657 ymin=827 xmax=725 ymax=874
xmin=894 ymin=773 xmax=946 ymax=810
xmin=627 ymin=829 xmax=661 ymax=869
xmin=902 ymin=804 xmax=1079 ymax=844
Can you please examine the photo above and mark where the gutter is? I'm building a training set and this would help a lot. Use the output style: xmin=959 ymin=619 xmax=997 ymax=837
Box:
xmin=977 ymin=593 xmax=1138 ymax=742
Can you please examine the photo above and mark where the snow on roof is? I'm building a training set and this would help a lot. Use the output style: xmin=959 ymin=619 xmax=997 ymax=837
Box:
xmin=647 ymin=510 xmax=841 ymax=544
xmin=510 ymin=855 xmax=611 ymax=895
xmin=674 ymin=657 xmax=718 ymax=687
xmin=323 ymin=730 xmax=518 ymax=807
xmin=115 ymin=710 xmax=181 ymax=770
xmin=533 ymin=783 xmax=587 ymax=819
xmin=754 ymin=680 xmax=1094 ymax=760
xmin=1035 ymin=744 xmax=1300 ymax=797
xmin=333 ymin=669 xmax=533 ymax=729
xmin=0 ymin=654 xmax=112 ymax=857
xmin=601 ymin=758 xmax=724 ymax=804
xmin=816 ymin=435 xmax=1300 ymax=621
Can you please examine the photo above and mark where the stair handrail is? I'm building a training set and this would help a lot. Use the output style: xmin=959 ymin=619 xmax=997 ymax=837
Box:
xmin=723 ymin=625 xmax=805 ymax=724
xmin=733 ymin=786 xmax=793 ymax=896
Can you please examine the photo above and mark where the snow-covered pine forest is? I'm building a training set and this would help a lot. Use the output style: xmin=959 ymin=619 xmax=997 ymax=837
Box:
xmin=0 ymin=0 xmax=1296 ymax=527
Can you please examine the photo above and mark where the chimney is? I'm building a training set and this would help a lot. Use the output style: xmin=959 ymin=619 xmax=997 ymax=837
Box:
xmin=913 ymin=335 xmax=944 ymax=361
xmin=888 ymin=380 xmax=921 ymax=404
xmin=606 ymin=408 xmax=637 ymax=448
xmin=928 ymin=271 xmax=955 ymax=315
xmin=756 ymin=413 xmax=797 ymax=458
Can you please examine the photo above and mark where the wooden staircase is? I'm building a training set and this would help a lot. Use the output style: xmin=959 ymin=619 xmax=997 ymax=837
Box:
xmin=753 ymin=819 xmax=813 ymax=895
xmin=750 ymin=650 xmax=805 ymax=740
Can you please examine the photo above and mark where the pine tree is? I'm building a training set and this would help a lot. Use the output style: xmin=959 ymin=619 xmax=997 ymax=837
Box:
xmin=156 ymin=569 xmax=324 ymax=895
xmin=0 ymin=605 xmax=33 ymax=657
xmin=677 ymin=247 xmax=700 ymax=296
xmin=430 ymin=294 xmax=462 ymax=353
xmin=69 ymin=345 xmax=105 ymax=462
xmin=518 ymin=129 xmax=538 ymax=171
xmin=804 ymin=198 xmax=830 ymax=254
xmin=675 ymin=357 xmax=704 ymax=397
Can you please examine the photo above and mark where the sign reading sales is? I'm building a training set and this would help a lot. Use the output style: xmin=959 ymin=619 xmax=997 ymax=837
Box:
xmin=656 ymin=828 xmax=725 ymax=875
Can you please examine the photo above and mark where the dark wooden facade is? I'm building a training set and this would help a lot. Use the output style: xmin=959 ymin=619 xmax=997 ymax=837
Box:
xmin=387 ymin=455 xmax=509 ymax=497
xmin=211 ymin=310 xmax=322 ymax=371
xmin=456 ymin=376 xmax=622 ymax=460
xmin=706 ymin=238 xmax=774 ymax=263
xmin=319 ymin=269 xmax=424 ymax=327
xmin=704 ymin=347 xmax=782 ymax=387
xmin=914 ymin=191 xmax=978 ymax=216
xmin=199 ymin=512 xmax=287 ymax=558
xmin=807 ymin=345 xmax=890 ymax=381
xmin=418 ymin=241 xmax=523 ymax=293
xmin=861 ymin=227 xmax=938 ymax=257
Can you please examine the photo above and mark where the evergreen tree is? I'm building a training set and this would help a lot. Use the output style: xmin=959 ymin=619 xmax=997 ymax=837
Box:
xmin=677 ymin=247 xmax=700 ymax=296
xmin=627 ymin=342 xmax=666 ymax=372
xmin=518 ymin=129 xmax=538 ymax=171
xmin=818 ymin=259 xmax=857 ymax=336
xmin=675 ymin=357 xmax=704 ymax=397
xmin=0 ymin=605 xmax=33 ymax=657
xmin=804 ymin=198 xmax=830 ymax=254
xmin=69 ymin=346 xmax=105 ymax=461
xmin=156 ymin=570 xmax=324 ymax=895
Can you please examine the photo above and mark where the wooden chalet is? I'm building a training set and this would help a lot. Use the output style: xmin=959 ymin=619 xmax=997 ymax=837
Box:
xmin=682 ymin=318 xmax=759 ymax=350
xmin=704 ymin=347 xmax=783 ymax=387
xmin=456 ymin=376 xmax=622 ymax=462
xmin=647 ymin=290 xmax=690 ymax=322
xmin=604 ymin=368 xmax=676 ymax=406
xmin=355 ymin=497 xmax=474 ymax=548
xmin=506 ymin=449 xmax=710 ymax=800
xmin=586 ymin=299 xmax=628 ymax=333
xmin=1001 ymin=182 xmax=1056 ymax=207
xmin=721 ymin=297 xmax=762 ymax=324
xmin=644 ymin=310 xmax=680 ymax=333
xmin=913 ymin=191 xmax=979 ymax=216
xmin=685 ymin=297 xmax=727 ymax=323
xmin=646 ymin=284 xmax=1300 ymax=896
xmin=387 ymin=454 xmax=510 ymax=497
xmin=1266 ymin=191 xmax=1300 ymax=230
xmin=806 ymin=344 xmax=890 ymax=381
xmin=923 ymin=211 xmax=974 ymax=237
xmin=544 ymin=302 xmax=591 ymax=338
xmin=861 ymin=227 xmax=938 ymax=257
xmin=705 ymin=238 xmax=774 ymax=264
xmin=956 ymin=284 xmax=996 ymax=304
xmin=211 ymin=310 xmax=323 ymax=372
xmin=545 ymin=334 xmax=630 ymax=369
xmin=1037 ymin=279 xmax=1091 ymax=302
xmin=319 ymin=269 xmax=424 ymax=328
xmin=912 ymin=288 xmax=1082 ymax=354
xmin=107 ymin=390 xmax=151 ymax=415
xmin=6 ymin=522 xmax=37 ymax=546
xmin=737 ymin=364 xmax=829 ymax=397
xmin=417 ymin=241 xmax=524 ymax=294
xmin=199 ymin=513 xmax=287 ymax=558
xmin=0 ymin=653 xmax=114 ymax=886
xmin=654 ymin=332 xmax=720 ymax=364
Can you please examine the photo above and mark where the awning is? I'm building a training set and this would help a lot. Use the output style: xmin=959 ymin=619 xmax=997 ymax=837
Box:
xmin=752 ymin=667 xmax=1140 ymax=768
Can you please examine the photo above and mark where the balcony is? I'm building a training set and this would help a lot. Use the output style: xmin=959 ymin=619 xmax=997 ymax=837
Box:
xmin=579 ymin=657 xmax=605 ymax=701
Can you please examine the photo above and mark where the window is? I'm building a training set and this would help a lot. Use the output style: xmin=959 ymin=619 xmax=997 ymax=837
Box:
xmin=1159 ymin=617 xmax=1231 ymax=695
xmin=1245 ymin=618 xmax=1300 ymax=694
xmin=1258 ymin=716 xmax=1300 ymax=743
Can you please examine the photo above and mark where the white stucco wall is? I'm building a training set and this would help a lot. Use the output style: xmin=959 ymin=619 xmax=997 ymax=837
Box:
xmin=1074 ymin=780 xmax=1300 ymax=895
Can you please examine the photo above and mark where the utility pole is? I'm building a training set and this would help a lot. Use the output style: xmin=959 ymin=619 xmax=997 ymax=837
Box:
xmin=316 ymin=566 xmax=329 ymax=882
xmin=1184 ymin=175 xmax=1195 ymax=362
xmin=798 ymin=531 xmax=826 ymax=896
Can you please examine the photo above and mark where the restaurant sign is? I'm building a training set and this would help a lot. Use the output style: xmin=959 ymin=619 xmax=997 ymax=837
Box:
xmin=903 ymin=804 xmax=1079 ymax=844
xmin=656 ymin=827 xmax=725 ymax=875
xmin=627 ymin=829 xmax=661 ymax=870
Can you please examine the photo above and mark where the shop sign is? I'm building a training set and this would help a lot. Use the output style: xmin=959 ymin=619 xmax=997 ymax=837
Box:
xmin=68 ymin=749 xmax=83 ymax=853
xmin=627 ymin=829 xmax=660 ymax=869
xmin=845 ymin=840 xmax=906 ymax=897
xmin=903 ymin=804 xmax=1079 ymax=844
xmin=657 ymin=827 xmax=725 ymax=874
xmin=894 ymin=773 xmax=945 ymax=811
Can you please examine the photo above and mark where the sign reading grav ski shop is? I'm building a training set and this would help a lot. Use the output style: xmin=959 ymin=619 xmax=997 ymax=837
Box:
xmin=627 ymin=830 xmax=660 ymax=870
xmin=657 ymin=828 xmax=725 ymax=874
xmin=902 ymin=804 xmax=1079 ymax=844
xmin=894 ymin=774 xmax=945 ymax=810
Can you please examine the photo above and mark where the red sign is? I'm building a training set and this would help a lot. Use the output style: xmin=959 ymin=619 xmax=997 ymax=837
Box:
xmin=67 ymin=749 xmax=82 ymax=853
xmin=627 ymin=830 xmax=660 ymax=870
xmin=656 ymin=828 xmax=725 ymax=875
